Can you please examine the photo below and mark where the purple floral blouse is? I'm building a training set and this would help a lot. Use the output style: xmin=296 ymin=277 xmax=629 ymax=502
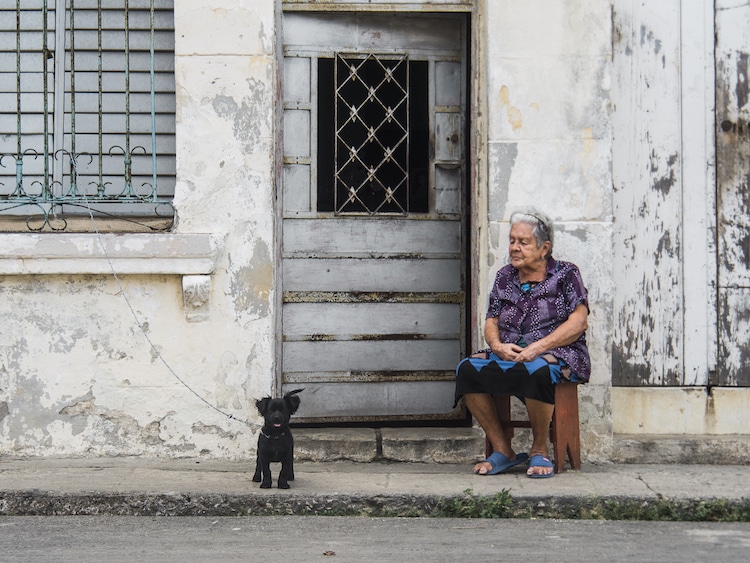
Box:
xmin=486 ymin=258 xmax=591 ymax=381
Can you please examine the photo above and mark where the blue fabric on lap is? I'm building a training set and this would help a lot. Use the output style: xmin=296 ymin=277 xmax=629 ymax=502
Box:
xmin=461 ymin=353 xmax=568 ymax=383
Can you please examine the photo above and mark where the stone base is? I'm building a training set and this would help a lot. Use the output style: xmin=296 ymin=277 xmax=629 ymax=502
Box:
xmin=293 ymin=427 xmax=485 ymax=464
xmin=613 ymin=434 xmax=750 ymax=464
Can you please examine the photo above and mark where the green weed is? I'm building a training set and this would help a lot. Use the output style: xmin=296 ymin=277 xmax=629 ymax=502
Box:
xmin=436 ymin=488 xmax=513 ymax=518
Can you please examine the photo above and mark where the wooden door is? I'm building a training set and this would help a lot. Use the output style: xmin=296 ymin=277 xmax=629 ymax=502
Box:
xmin=716 ymin=0 xmax=750 ymax=386
xmin=280 ymin=12 xmax=468 ymax=422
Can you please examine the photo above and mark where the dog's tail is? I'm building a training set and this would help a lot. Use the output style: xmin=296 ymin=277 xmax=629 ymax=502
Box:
xmin=286 ymin=388 xmax=304 ymax=397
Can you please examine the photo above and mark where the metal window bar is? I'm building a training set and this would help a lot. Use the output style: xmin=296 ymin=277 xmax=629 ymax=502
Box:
xmin=334 ymin=53 xmax=409 ymax=215
xmin=0 ymin=0 xmax=175 ymax=232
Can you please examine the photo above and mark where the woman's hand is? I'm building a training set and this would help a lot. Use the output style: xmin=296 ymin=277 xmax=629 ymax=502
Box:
xmin=491 ymin=342 xmax=525 ymax=361
xmin=512 ymin=340 xmax=545 ymax=363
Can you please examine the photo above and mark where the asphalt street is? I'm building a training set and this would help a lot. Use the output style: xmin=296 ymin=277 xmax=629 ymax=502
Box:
xmin=1 ymin=516 xmax=749 ymax=562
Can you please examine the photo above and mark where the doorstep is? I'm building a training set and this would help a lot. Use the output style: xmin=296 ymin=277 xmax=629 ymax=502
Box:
xmin=293 ymin=427 xmax=486 ymax=464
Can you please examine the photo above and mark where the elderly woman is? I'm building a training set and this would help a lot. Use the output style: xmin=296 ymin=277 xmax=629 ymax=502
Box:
xmin=455 ymin=209 xmax=590 ymax=478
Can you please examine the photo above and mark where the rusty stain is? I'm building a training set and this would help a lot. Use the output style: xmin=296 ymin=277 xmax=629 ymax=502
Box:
xmin=283 ymin=291 xmax=462 ymax=304
xmin=499 ymin=85 xmax=523 ymax=131
xmin=284 ymin=370 xmax=454 ymax=384
xmin=232 ymin=239 xmax=273 ymax=318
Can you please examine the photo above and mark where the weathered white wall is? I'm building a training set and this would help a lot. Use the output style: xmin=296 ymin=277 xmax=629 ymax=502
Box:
xmin=0 ymin=0 xmax=278 ymax=458
xmin=481 ymin=0 xmax=614 ymax=461
xmin=4 ymin=0 xmax=744 ymax=461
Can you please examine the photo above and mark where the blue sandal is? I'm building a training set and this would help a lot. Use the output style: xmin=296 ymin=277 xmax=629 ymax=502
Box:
xmin=477 ymin=451 xmax=529 ymax=475
xmin=527 ymin=454 xmax=555 ymax=478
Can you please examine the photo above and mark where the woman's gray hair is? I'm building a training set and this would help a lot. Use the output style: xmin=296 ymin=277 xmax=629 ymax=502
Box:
xmin=510 ymin=208 xmax=554 ymax=258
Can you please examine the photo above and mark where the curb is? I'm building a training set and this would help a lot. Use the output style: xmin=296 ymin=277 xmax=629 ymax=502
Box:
xmin=3 ymin=491 xmax=749 ymax=520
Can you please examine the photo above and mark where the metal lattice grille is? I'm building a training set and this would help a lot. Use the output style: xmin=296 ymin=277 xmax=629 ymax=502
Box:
xmin=334 ymin=54 xmax=409 ymax=215
xmin=0 ymin=0 xmax=175 ymax=231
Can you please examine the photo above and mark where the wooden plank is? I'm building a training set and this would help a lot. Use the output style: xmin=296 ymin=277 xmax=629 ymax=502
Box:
xmin=283 ymin=257 xmax=461 ymax=292
xmin=281 ymin=380 xmax=459 ymax=419
xmin=282 ymin=302 xmax=461 ymax=339
xmin=611 ymin=0 xmax=683 ymax=385
xmin=716 ymin=0 xmax=750 ymax=288
xmin=283 ymin=218 xmax=461 ymax=256
xmin=283 ymin=164 xmax=311 ymax=213
xmin=681 ymin=0 xmax=717 ymax=386
xmin=283 ymin=56 xmax=311 ymax=104
xmin=718 ymin=288 xmax=750 ymax=386
xmin=283 ymin=340 xmax=460 ymax=372
xmin=716 ymin=0 xmax=750 ymax=387
xmin=283 ymin=110 xmax=310 ymax=157
xmin=283 ymin=12 xmax=463 ymax=55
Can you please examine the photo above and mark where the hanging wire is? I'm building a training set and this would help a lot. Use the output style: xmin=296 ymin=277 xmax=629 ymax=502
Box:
xmin=82 ymin=195 xmax=259 ymax=430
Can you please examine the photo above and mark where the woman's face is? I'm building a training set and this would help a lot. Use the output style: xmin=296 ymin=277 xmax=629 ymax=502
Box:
xmin=508 ymin=222 xmax=550 ymax=272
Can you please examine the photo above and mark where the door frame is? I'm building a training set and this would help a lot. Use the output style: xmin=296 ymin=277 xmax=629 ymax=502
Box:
xmin=273 ymin=1 xmax=484 ymax=407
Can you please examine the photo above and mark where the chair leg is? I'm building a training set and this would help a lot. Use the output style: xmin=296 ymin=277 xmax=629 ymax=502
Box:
xmin=551 ymin=381 xmax=581 ymax=473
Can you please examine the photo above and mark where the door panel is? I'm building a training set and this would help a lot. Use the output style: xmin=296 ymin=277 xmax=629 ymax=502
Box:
xmin=281 ymin=12 xmax=468 ymax=421
xmin=716 ymin=0 xmax=750 ymax=386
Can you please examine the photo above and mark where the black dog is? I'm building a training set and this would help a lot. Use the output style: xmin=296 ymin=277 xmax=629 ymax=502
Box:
xmin=252 ymin=389 xmax=303 ymax=489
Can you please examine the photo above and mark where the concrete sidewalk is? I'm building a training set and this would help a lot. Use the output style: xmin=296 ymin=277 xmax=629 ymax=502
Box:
xmin=1 ymin=457 xmax=748 ymax=518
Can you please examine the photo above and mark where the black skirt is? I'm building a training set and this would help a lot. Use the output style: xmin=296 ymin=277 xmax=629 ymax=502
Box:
xmin=454 ymin=353 xmax=557 ymax=406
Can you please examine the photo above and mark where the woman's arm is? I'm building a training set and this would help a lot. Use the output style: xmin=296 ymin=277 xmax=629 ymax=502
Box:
xmin=513 ymin=303 xmax=588 ymax=363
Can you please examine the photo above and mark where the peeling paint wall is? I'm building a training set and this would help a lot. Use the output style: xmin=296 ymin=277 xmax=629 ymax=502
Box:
xmin=0 ymin=0 xmax=278 ymax=458
xmin=612 ymin=0 xmax=684 ymax=386
xmin=3 ymin=0 xmax=747 ymax=460
xmin=716 ymin=0 xmax=750 ymax=386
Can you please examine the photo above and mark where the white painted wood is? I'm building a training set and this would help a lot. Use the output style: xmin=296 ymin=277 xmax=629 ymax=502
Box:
xmin=680 ymin=0 xmax=717 ymax=386
xmin=283 ymin=56 xmax=311 ymax=103
xmin=283 ymin=218 xmax=461 ymax=256
xmin=283 ymin=303 xmax=461 ymax=338
xmin=283 ymin=258 xmax=461 ymax=292
xmin=435 ymin=112 xmax=462 ymax=163
xmin=283 ymin=340 xmax=459 ymax=372
xmin=283 ymin=110 xmax=310 ymax=157
xmin=435 ymin=167 xmax=461 ymax=215
xmin=716 ymin=0 xmax=750 ymax=386
xmin=283 ymin=12 xmax=464 ymax=56
xmin=612 ymin=0 xmax=684 ymax=385
xmin=283 ymin=164 xmax=311 ymax=213
xmin=435 ymin=61 xmax=462 ymax=106
xmin=284 ymin=381 xmax=458 ymax=419
xmin=281 ymin=12 xmax=467 ymax=421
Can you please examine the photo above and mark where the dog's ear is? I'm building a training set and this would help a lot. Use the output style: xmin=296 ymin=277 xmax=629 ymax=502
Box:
xmin=284 ymin=388 xmax=304 ymax=415
xmin=256 ymin=397 xmax=271 ymax=415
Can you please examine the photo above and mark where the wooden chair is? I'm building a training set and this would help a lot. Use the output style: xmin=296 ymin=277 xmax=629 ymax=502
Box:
xmin=484 ymin=380 xmax=581 ymax=474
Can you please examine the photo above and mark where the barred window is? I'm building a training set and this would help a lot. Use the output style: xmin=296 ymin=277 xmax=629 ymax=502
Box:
xmin=0 ymin=0 xmax=175 ymax=232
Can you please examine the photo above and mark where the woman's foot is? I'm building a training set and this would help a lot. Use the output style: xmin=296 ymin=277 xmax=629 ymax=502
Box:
xmin=474 ymin=451 xmax=529 ymax=475
xmin=526 ymin=451 xmax=554 ymax=478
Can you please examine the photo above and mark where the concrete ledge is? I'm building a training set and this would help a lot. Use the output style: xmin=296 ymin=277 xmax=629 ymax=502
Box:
xmin=381 ymin=427 xmax=485 ymax=463
xmin=613 ymin=434 xmax=750 ymax=464
xmin=0 ymin=232 xmax=223 ymax=275
xmin=294 ymin=428 xmax=379 ymax=462
xmin=293 ymin=427 xmax=485 ymax=463
xmin=612 ymin=386 xmax=750 ymax=435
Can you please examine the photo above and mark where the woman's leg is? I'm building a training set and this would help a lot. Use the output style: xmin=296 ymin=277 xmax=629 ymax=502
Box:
xmin=463 ymin=393 xmax=520 ymax=474
xmin=525 ymin=397 xmax=555 ymax=477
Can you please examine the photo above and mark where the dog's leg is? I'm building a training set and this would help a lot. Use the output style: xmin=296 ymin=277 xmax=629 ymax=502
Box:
xmin=278 ymin=452 xmax=294 ymax=489
xmin=260 ymin=460 xmax=273 ymax=489
xmin=255 ymin=452 xmax=273 ymax=488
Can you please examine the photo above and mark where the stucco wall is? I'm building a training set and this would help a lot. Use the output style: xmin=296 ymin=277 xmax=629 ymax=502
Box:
xmin=0 ymin=0 xmax=278 ymax=458
xmin=7 ymin=0 xmax=744 ymax=461
xmin=481 ymin=0 xmax=614 ymax=461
